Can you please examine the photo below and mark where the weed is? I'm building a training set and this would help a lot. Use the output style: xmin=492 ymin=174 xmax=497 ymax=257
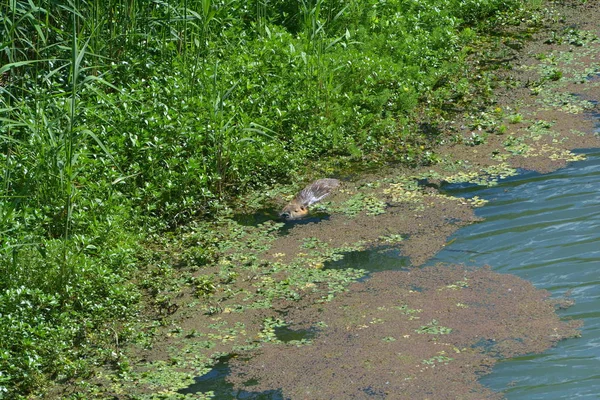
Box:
xmin=466 ymin=132 xmax=489 ymax=146
xmin=395 ymin=305 xmax=422 ymax=320
xmin=422 ymin=353 xmax=453 ymax=365
xmin=193 ymin=276 xmax=217 ymax=298
xmin=259 ymin=317 xmax=287 ymax=343
xmin=545 ymin=68 xmax=563 ymax=81
xmin=508 ymin=113 xmax=523 ymax=124
xmin=302 ymin=237 xmax=326 ymax=249
xmin=443 ymin=279 xmax=470 ymax=290
xmin=337 ymin=193 xmax=386 ymax=217
xmin=416 ymin=320 xmax=453 ymax=335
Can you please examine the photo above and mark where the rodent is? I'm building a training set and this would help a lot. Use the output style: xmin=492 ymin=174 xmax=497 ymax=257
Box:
xmin=280 ymin=178 xmax=341 ymax=220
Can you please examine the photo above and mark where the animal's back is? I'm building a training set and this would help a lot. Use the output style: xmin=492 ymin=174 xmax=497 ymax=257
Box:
xmin=297 ymin=178 xmax=340 ymax=206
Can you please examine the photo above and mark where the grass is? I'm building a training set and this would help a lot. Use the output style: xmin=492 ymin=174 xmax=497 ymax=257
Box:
xmin=0 ymin=0 xmax=553 ymax=397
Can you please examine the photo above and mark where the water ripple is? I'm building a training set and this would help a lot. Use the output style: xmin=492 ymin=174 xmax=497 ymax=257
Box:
xmin=429 ymin=149 xmax=600 ymax=399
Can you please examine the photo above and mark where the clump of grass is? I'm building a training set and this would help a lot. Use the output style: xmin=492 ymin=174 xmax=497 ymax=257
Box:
xmin=508 ymin=113 xmax=523 ymax=124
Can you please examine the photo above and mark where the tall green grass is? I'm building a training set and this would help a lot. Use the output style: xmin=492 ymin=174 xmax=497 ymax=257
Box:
xmin=1 ymin=0 xmax=523 ymax=396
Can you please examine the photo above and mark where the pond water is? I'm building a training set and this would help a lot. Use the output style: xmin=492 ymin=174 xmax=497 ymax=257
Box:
xmin=179 ymin=356 xmax=283 ymax=399
xmin=429 ymin=148 xmax=600 ymax=399
xmin=183 ymin=147 xmax=600 ymax=399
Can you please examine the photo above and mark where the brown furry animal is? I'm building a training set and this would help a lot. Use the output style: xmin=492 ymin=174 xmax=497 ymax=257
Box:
xmin=280 ymin=178 xmax=341 ymax=220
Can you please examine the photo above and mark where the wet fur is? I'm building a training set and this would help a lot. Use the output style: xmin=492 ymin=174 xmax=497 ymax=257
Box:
xmin=280 ymin=178 xmax=341 ymax=220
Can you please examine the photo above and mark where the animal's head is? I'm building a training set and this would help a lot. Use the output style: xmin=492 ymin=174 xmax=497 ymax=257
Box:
xmin=279 ymin=202 xmax=309 ymax=221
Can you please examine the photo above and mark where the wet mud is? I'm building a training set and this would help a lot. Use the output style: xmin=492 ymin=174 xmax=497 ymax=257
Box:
xmin=227 ymin=266 xmax=580 ymax=399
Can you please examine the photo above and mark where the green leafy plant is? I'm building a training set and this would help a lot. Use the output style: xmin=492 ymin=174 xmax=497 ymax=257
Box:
xmin=0 ymin=0 xmax=529 ymax=396
xmin=416 ymin=319 xmax=453 ymax=335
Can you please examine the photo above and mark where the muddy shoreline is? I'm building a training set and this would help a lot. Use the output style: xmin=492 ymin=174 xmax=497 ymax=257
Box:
xmin=209 ymin=2 xmax=600 ymax=395
xmin=227 ymin=266 xmax=581 ymax=399
xmin=49 ymin=1 xmax=600 ymax=399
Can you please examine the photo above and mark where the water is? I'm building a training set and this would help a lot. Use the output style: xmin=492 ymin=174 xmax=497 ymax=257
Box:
xmin=179 ymin=356 xmax=284 ymax=399
xmin=233 ymin=208 xmax=332 ymax=235
xmin=188 ymin=148 xmax=600 ymax=399
xmin=324 ymin=245 xmax=411 ymax=275
xmin=428 ymin=148 xmax=600 ymax=399
xmin=179 ymin=328 xmax=313 ymax=398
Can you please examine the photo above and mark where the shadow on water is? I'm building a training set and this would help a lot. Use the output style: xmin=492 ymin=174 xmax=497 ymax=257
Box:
xmin=273 ymin=326 xmax=316 ymax=343
xmin=232 ymin=208 xmax=280 ymax=226
xmin=178 ymin=356 xmax=284 ymax=399
xmin=232 ymin=208 xmax=332 ymax=235
xmin=277 ymin=212 xmax=332 ymax=235
xmin=324 ymin=245 xmax=411 ymax=278
xmin=179 ymin=328 xmax=314 ymax=398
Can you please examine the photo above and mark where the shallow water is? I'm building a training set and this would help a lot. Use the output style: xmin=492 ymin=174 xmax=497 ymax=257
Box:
xmin=179 ymin=356 xmax=283 ymax=399
xmin=324 ymin=245 xmax=410 ymax=275
xmin=184 ymin=148 xmax=600 ymax=399
xmin=179 ymin=329 xmax=312 ymax=398
xmin=429 ymin=148 xmax=600 ymax=399
xmin=233 ymin=208 xmax=332 ymax=235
